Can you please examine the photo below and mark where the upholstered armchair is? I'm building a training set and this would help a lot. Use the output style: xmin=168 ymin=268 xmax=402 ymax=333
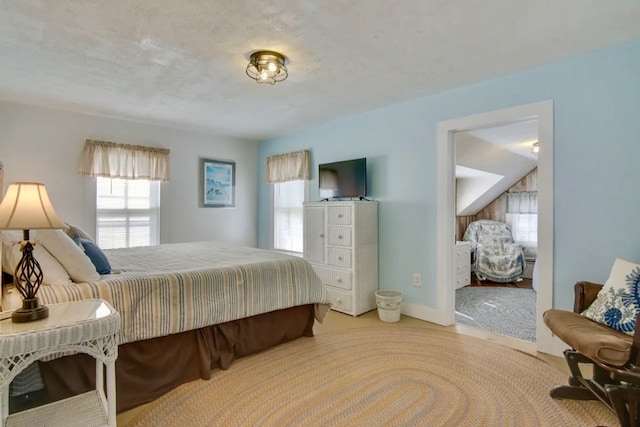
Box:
xmin=463 ymin=220 xmax=525 ymax=283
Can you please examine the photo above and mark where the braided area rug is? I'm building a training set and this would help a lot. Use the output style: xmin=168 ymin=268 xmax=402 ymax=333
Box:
xmin=129 ymin=327 xmax=616 ymax=427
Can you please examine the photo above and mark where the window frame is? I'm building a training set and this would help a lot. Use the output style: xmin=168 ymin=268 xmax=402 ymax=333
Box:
xmin=505 ymin=212 xmax=538 ymax=248
xmin=270 ymin=179 xmax=308 ymax=255
xmin=95 ymin=177 xmax=161 ymax=249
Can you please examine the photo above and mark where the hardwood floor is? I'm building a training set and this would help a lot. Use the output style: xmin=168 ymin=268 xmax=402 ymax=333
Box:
xmin=467 ymin=273 xmax=533 ymax=289
xmin=117 ymin=309 xmax=567 ymax=426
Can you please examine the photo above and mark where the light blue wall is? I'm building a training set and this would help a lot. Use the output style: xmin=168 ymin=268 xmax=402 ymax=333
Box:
xmin=258 ymin=40 xmax=640 ymax=310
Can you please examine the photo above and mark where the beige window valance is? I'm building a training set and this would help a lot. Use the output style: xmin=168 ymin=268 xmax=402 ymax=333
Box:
xmin=78 ymin=139 xmax=170 ymax=182
xmin=265 ymin=150 xmax=311 ymax=183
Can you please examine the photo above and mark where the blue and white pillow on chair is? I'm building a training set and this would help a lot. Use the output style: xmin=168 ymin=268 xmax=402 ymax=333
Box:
xmin=582 ymin=258 xmax=640 ymax=335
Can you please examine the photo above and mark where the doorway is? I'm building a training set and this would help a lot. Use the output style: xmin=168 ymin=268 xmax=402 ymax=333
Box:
xmin=453 ymin=120 xmax=539 ymax=342
xmin=435 ymin=100 xmax=555 ymax=354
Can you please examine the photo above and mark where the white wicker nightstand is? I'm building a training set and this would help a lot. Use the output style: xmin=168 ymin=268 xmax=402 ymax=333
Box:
xmin=0 ymin=299 xmax=120 ymax=427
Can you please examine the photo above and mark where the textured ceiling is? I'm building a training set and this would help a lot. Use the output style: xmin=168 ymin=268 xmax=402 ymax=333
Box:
xmin=1 ymin=1 xmax=639 ymax=140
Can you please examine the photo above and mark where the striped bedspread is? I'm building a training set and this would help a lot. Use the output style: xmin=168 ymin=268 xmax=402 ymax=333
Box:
xmin=38 ymin=241 xmax=328 ymax=344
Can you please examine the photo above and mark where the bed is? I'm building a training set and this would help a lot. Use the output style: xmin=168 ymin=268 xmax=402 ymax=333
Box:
xmin=1 ymin=236 xmax=329 ymax=413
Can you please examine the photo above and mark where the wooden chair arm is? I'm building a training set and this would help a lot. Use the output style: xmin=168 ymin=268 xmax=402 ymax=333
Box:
xmin=629 ymin=312 xmax=640 ymax=367
xmin=573 ymin=281 xmax=604 ymax=313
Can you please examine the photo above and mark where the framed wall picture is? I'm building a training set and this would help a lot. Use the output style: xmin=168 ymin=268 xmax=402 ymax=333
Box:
xmin=200 ymin=158 xmax=235 ymax=208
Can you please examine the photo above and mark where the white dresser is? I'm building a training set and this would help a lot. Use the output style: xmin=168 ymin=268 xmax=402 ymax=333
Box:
xmin=523 ymin=256 xmax=536 ymax=279
xmin=303 ymin=201 xmax=378 ymax=316
xmin=455 ymin=241 xmax=471 ymax=289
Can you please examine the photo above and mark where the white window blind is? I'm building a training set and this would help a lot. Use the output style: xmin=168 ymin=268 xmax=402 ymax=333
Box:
xmin=273 ymin=180 xmax=305 ymax=253
xmin=505 ymin=213 xmax=538 ymax=246
xmin=96 ymin=177 xmax=160 ymax=249
xmin=506 ymin=191 xmax=538 ymax=255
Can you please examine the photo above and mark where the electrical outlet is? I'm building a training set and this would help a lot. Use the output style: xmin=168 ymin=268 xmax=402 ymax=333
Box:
xmin=413 ymin=273 xmax=422 ymax=287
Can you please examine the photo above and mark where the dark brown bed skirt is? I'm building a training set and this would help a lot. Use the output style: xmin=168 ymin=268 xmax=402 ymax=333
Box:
xmin=38 ymin=304 xmax=316 ymax=413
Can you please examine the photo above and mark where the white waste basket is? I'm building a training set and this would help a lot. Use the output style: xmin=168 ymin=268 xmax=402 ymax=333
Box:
xmin=375 ymin=289 xmax=403 ymax=322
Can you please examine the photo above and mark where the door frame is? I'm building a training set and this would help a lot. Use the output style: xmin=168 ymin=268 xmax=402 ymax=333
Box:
xmin=435 ymin=100 xmax=555 ymax=354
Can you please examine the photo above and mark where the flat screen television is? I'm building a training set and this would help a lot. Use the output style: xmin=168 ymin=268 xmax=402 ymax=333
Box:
xmin=319 ymin=158 xmax=367 ymax=199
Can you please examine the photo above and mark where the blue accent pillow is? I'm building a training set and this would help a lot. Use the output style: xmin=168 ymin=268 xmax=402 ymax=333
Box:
xmin=582 ymin=259 xmax=640 ymax=335
xmin=73 ymin=237 xmax=112 ymax=275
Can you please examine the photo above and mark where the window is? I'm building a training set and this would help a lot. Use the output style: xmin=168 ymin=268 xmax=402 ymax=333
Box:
xmin=506 ymin=191 xmax=537 ymax=256
xmin=506 ymin=213 xmax=537 ymax=247
xmin=273 ymin=180 xmax=305 ymax=253
xmin=96 ymin=177 xmax=160 ymax=249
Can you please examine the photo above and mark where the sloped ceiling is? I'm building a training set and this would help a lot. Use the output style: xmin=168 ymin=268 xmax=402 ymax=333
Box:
xmin=0 ymin=1 xmax=639 ymax=139
xmin=455 ymin=120 xmax=538 ymax=215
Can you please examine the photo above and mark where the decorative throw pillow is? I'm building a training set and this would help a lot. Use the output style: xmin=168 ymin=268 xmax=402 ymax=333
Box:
xmin=63 ymin=222 xmax=95 ymax=243
xmin=37 ymin=229 xmax=101 ymax=283
xmin=1 ymin=230 xmax=73 ymax=286
xmin=582 ymin=258 xmax=640 ymax=335
xmin=73 ymin=237 xmax=112 ymax=275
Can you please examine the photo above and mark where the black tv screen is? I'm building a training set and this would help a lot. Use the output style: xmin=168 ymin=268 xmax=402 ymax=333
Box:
xmin=319 ymin=158 xmax=367 ymax=199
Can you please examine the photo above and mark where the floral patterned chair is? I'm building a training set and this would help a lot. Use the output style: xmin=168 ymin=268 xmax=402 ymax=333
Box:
xmin=463 ymin=219 xmax=525 ymax=283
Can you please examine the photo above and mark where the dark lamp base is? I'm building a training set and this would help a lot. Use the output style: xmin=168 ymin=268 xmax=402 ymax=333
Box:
xmin=11 ymin=298 xmax=49 ymax=323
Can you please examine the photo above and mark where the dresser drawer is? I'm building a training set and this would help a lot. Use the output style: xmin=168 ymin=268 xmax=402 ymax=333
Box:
xmin=455 ymin=262 xmax=469 ymax=275
xmin=327 ymin=247 xmax=352 ymax=268
xmin=326 ymin=288 xmax=352 ymax=313
xmin=327 ymin=206 xmax=352 ymax=225
xmin=456 ymin=266 xmax=470 ymax=288
xmin=455 ymin=241 xmax=470 ymax=289
xmin=314 ymin=267 xmax=352 ymax=290
xmin=455 ymin=248 xmax=467 ymax=258
xmin=327 ymin=227 xmax=352 ymax=247
xmin=456 ymin=276 xmax=468 ymax=289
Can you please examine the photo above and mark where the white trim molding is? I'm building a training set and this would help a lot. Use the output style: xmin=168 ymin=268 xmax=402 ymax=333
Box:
xmin=434 ymin=100 xmax=555 ymax=355
xmin=401 ymin=302 xmax=451 ymax=325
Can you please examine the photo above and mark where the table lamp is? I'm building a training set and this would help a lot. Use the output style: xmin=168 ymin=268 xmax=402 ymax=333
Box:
xmin=0 ymin=182 xmax=65 ymax=322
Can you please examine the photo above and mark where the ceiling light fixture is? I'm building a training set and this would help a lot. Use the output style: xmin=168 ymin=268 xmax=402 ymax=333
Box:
xmin=531 ymin=142 xmax=539 ymax=154
xmin=246 ymin=51 xmax=288 ymax=85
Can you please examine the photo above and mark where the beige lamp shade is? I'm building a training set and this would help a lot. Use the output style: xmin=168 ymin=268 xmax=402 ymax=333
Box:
xmin=0 ymin=182 xmax=65 ymax=230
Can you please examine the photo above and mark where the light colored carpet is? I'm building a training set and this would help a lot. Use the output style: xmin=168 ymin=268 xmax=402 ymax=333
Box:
xmin=130 ymin=326 xmax=616 ymax=427
xmin=456 ymin=287 xmax=536 ymax=342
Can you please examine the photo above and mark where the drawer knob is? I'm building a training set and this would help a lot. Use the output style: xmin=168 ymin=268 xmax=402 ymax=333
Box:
xmin=338 ymin=235 xmax=343 ymax=239
xmin=320 ymin=233 xmax=324 ymax=238
xmin=338 ymin=214 xmax=343 ymax=218
xmin=337 ymin=278 xmax=342 ymax=283
xmin=338 ymin=256 xmax=343 ymax=261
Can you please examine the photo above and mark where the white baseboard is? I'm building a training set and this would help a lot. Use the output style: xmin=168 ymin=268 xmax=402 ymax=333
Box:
xmin=401 ymin=301 xmax=453 ymax=326
xmin=546 ymin=335 xmax=570 ymax=358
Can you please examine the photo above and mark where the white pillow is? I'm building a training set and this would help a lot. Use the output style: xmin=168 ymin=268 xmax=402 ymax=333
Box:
xmin=2 ymin=230 xmax=73 ymax=286
xmin=37 ymin=229 xmax=100 ymax=283
xmin=582 ymin=258 xmax=640 ymax=335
